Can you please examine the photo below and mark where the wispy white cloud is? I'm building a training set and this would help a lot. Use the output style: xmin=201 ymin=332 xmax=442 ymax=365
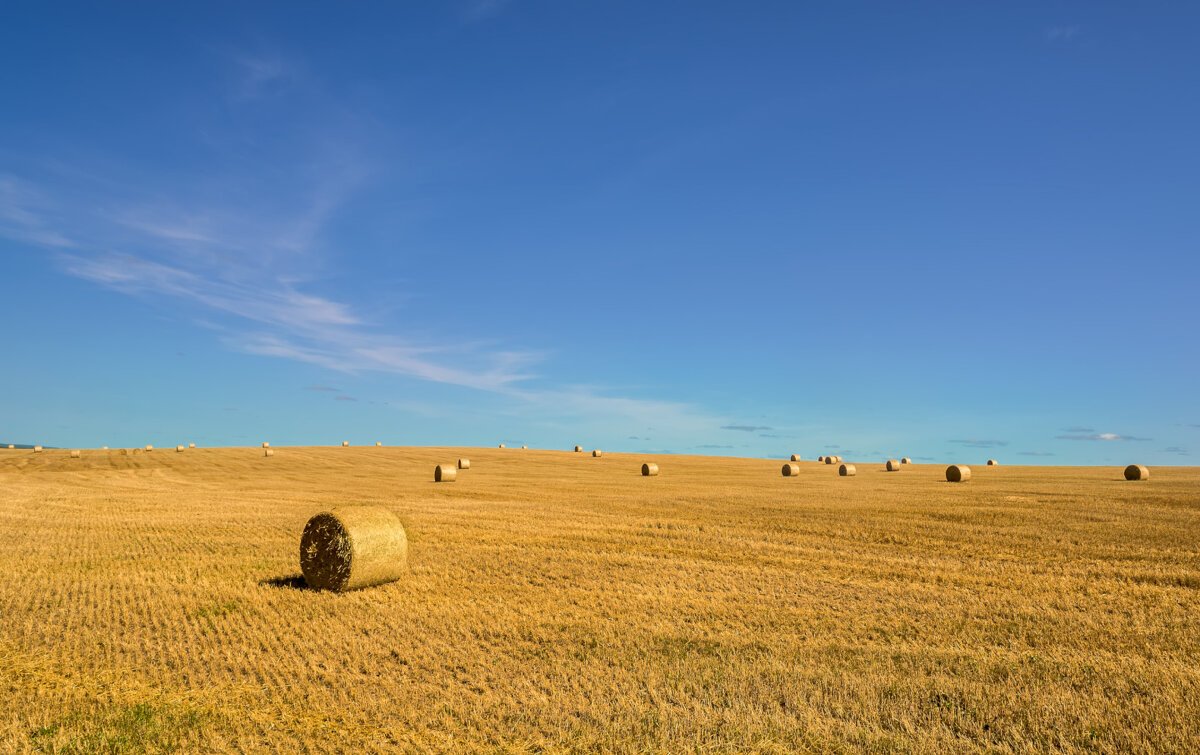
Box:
xmin=1056 ymin=432 xmax=1151 ymax=441
xmin=1045 ymin=25 xmax=1081 ymax=42
xmin=0 ymin=175 xmax=75 ymax=248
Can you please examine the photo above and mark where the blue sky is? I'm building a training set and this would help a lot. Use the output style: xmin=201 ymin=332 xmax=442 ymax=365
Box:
xmin=2 ymin=2 xmax=1197 ymax=464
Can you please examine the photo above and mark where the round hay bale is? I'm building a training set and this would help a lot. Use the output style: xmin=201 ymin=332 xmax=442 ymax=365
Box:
xmin=176 ymin=445 xmax=185 ymax=452
xmin=435 ymin=464 xmax=456 ymax=482
xmin=574 ymin=445 xmax=582 ymax=452
xmin=817 ymin=456 xmax=824 ymax=462
xmin=299 ymin=506 xmax=407 ymax=592
xmin=498 ymin=444 xmax=505 ymax=449
xmin=946 ymin=465 xmax=971 ymax=483
xmin=145 ymin=445 xmax=153 ymax=452
xmin=376 ymin=442 xmax=382 ymax=447
xmin=34 ymin=446 xmax=43 ymax=453
xmin=522 ymin=445 xmax=527 ymax=449
xmin=102 ymin=446 xmax=108 ymax=450
xmin=592 ymin=449 xmax=602 ymax=457
xmin=120 ymin=448 xmax=128 ymax=456
xmin=901 ymin=457 xmax=911 ymax=464
xmin=839 ymin=463 xmax=856 ymax=477
xmin=886 ymin=459 xmax=901 ymax=471
xmin=264 ymin=449 xmax=274 ymax=457
xmin=781 ymin=463 xmax=799 ymax=476
xmin=188 ymin=443 xmax=195 ymax=449
xmin=7 ymin=444 xmax=13 ymax=449
xmin=1124 ymin=464 xmax=1149 ymax=481
xmin=70 ymin=450 xmax=80 ymax=458
xmin=262 ymin=442 xmax=270 ymax=449
xmin=342 ymin=441 xmax=349 ymax=447
xmin=642 ymin=462 xmax=659 ymax=476
xmin=987 ymin=459 xmax=998 ymax=466
xmin=790 ymin=454 xmax=801 ymax=462
xmin=824 ymin=456 xmax=834 ymax=464
xmin=458 ymin=458 xmax=470 ymax=470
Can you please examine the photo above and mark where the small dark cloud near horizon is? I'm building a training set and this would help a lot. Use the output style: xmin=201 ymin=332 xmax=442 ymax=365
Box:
xmin=306 ymin=385 xmax=339 ymax=392
xmin=951 ymin=439 xmax=1008 ymax=448
xmin=1056 ymin=433 xmax=1150 ymax=442
xmin=915 ymin=456 xmax=936 ymax=461
xmin=335 ymin=396 xmax=357 ymax=402
xmin=1062 ymin=427 xmax=1093 ymax=433
xmin=1163 ymin=446 xmax=1188 ymax=455
xmin=721 ymin=424 xmax=771 ymax=432
xmin=223 ymin=407 xmax=236 ymax=412
xmin=1019 ymin=451 xmax=1056 ymax=457
xmin=696 ymin=444 xmax=735 ymax=449
xmin=627 ymin=435 xmax=644 ymax=440
xmin=758 ymin=433 xmax=784 ymax=439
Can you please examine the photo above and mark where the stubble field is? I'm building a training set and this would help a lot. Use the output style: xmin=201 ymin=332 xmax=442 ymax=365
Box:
xmin=1 ymin=446 xmax=1198 ymax=753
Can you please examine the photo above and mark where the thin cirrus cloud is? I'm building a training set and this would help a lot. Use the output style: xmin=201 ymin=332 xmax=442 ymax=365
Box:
xmin=721 ymin=425 xmax=772 ymax=432
xmin=1055 ymin=433 xmax=1151 ymax=441
xmin=950 ymin=439 xmax=1009 ymax=448
xmin=1018 ymin=451 xmax=1055 ymax=457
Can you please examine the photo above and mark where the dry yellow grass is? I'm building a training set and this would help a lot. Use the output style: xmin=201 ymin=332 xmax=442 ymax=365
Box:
xmin=1 ymin=448 xmax=1198 ymax=753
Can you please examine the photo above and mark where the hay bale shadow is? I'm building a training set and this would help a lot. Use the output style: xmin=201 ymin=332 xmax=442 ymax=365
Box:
xmin=261 ymin=575 xmax=310 ymax=590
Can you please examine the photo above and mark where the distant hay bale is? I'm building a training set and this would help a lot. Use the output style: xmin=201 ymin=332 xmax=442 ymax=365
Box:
xmin=782 ymin=463 xmax=799 ymax=476
xmin=817 ymin=456 xmax=824 ymax=462
xmin=642 ymin=463 xmax=659 ymax=476
xmin=839 ymin=464 xmax=856 ymax=477
xmin=825 ymin=456 xmax=841 ymax=465
xmin=435 ymin=464 xmax=456 ymax=482
xmin=499 ymin=444 xmax=505 ymax=448
xmin=946 ymin=465 xmax=971 ymax=482
xmin=263 ymin=442 xmax=270 ymax=449
xmin=575 ymin=445 xmax=582 ymax=452
xmin=376 ymin=442 xmax=382 ymax=447
xmin=987 ymin=459 xmax=998 ymax=466
xmin=886 ymin=459 xmax=901 ymax=471
xmin=299 ymin=506 xmax=407 ymax=592
xmin=522 ymin=445 xmax=527 ymax=449
xmin=145 ymin=445 xmax=153 ymax=452
xmin=342 ymin=441 xmax=349 ymax=447
xmin=176 ymin=446 xmax=185 ymax=452
xmin=102 ymin=446 xmax=108 ymax=450
xmin=264 ymin=449 xmax=274 ymax=457
xmin=901 ymin=458 xmax=911 ymax=464
xmin=790 ymin=454 xmax=801 ymax=462
xmin=458 ymin=458 xmax=470 ymax=470
xmin=34 ymin=446 xmax=43 ymax=453
xmin=7 ymin=444 xmax=13 ymax=449
xmin=592 ymin=449 xmax=602 ymax=457
xmin=70 ymin=450 xmax=80 ymax=458
xmin=189 ymin=443 xmax=195 ymax=448
xmin=1124 ymin=464 xmax=1149 ymax=481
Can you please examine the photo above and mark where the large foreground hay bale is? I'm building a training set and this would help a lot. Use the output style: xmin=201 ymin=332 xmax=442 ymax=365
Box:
xmin=642 ymin=463 xmax=659 ymax=476
xmin=458 ymin=458 xmax=470 ymax=470
xmin=946 ymin=465 xmax=971 ymax=482
xmin=1124 ymin=464 xmax=1149 ymax=481
xmin=575 ymin=445 xmax=582 ymax=452
xmin=782 ymin=463 xmax=799 ymax=476
xmin=839 ymin=464 xmax=856 ymax=477
xmin=300 ymin=507 xmax=407 ymax=592
xmin=70 ymin=450 xmax=80 ymax=458
xmin=435 ymin=464 xmax=456 ymax=482
xmin=886 ymin=459 xmax=901 ymax=471
xmin=592 ymin=449 xmax=602 ymax=457
xmin=987 ymin=459 xmax=998 ymax=466
xmin=264 ymin=449 xmax=275 ymax=457
xmin=901 ymin=457 xmax=911 ymax=464
xmin=790 ymin=454 xmax=801 ymax=462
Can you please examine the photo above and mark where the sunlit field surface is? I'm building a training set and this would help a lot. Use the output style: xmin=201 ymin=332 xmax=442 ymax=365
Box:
xmin=2 ymin=447 xmax=1198 ymax=753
